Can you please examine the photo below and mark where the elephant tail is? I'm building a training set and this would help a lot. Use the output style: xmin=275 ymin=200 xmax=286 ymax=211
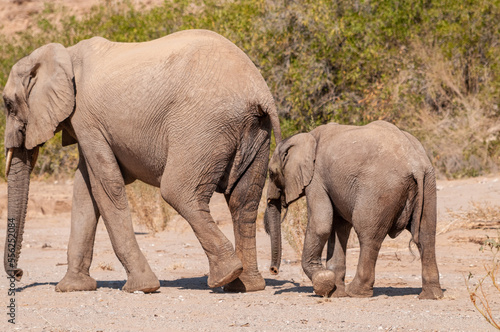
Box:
xmin=410 ymin=167 xmax=435 ymax=246
xmin=410 ymin=170 xmax=425 ymax=246
xmin=265 ymin=98 xmax=282 ymax=145
xmin=223 ymin=100 xmax=281 ymax=195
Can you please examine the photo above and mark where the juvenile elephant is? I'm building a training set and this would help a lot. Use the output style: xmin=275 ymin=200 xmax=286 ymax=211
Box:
xmin=264 ymin=121 xmax=443 ymax=299
xmin=3 ymin=29 xmax=281 ymax=293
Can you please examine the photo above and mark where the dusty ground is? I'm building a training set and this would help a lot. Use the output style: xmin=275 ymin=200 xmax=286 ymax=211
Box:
xmin=0 ymin=175 xmax=499 ymax=331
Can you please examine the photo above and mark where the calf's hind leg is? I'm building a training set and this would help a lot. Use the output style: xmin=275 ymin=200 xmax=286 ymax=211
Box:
xmin=346 ymin=203 xmax=392 ymax=298
xmin=326 ymin=217 xmax=352 ymax=297
xmin=416 ymin=177 xmax=443 ymax=299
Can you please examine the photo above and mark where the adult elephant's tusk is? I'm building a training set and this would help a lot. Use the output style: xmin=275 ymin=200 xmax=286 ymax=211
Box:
xmin=280 ymin=206 xmax=289 ymax=224
xmin=31 ymin=146 xmax=39 ymax=169
xmin=5 ymin=148 xmax=13 ymax=177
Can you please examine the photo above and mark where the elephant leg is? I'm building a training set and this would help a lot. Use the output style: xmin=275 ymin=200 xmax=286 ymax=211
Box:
xmin=160 ymin=159 xmax=242 ymax=289
xmin=346 ymin=204 xmax=391 ymax=297
xmin=77 ymin=137 xmax=159 ymax=293
xmin=301 ymin=185 xmax=336 ymax=297
xmin=223 ymin=142 xmax=269 ymax=293
xmin=416 ymin=240 xmax=443 ymax=299
xmin=326 ymin=217 xmax=351 ymax=297
xmin=56 ymin=158 xmax=100 ymax=292
xmin=416 ymin=185 xmax=443 ymax=299
xmin=346 ymin=234 xmax=382 ymax=297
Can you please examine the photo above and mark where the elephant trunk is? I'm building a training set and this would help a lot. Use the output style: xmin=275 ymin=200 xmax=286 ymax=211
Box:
xmin=4 ymin=147 xmax=37 ymax=281
xmin=265 ymin=199 xmax=282 ymax=274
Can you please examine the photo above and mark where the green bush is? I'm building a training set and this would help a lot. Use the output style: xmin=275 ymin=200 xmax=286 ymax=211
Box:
xmin=0 ymin=0 xmax=499 ymax=179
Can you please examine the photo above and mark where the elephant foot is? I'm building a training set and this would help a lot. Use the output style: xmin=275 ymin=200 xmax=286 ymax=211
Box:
xmin=56 ymin=272 xmax=97 ymax=292
xmin=419 ymin=286 xmax=444 ymax=300
xmin=223 ymin=270 xmax=265 ymax=293
xmin=207 ymin=254 xmax=243 ymax=288
xmin=122 ymin=272 xmax=160 ymax=293
xmin=311 ymin=270 xmax=336 ymax=297
xmin=346 ymin=280 xmax=373 ymax=298
xmin=331 ymin=283 xmax=348 ymax=298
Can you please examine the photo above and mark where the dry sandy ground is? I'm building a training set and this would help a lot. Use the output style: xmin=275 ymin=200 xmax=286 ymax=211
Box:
xmin=0 ymin=175 xmax=499 ymax=331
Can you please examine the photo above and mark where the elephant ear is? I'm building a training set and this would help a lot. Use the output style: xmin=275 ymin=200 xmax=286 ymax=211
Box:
xmin=280 ymin=133 xmax=317 ymax=205
xmin=24 ymin=43 xmax=75 ymax=150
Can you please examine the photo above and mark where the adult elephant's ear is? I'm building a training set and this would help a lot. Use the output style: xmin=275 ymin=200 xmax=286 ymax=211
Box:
xmin=23 ymin=43 xmax=75 ymax=150
xmin=280 ymin=133 xmax=317 ymax=205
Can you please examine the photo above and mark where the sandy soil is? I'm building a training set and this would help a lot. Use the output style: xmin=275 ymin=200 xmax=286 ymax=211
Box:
xmin=0 ymin=175 xmax=499 ymax=331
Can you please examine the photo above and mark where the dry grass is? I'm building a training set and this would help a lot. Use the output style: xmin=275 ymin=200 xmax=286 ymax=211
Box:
xmin=440 ymin=201 xmax=500 ymax=234
xmin=399 ymin=41 xmax=500 ymax=178
xmin=443 ymin=201 xmax=500 ymax=328
xmin=466 ymin=233 xmax=500 ymax=330
xmin=168 ymin=262 xmax=185 ymax=271
xmin=95 ymin=262 xmax=114 ymax=271
xmin=126 ymin=181 xmax=176 ymax=235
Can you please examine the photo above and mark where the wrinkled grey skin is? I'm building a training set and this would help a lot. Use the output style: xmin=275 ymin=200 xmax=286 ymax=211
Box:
xmin=264 ymin=121 xmax=443 ymax=299
xmin=3 ymin=29 xmax=282 ymax=293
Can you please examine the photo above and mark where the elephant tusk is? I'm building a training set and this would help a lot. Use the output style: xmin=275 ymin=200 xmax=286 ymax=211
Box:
xmin=280 ymin=206 xmax=289 ymax=224
xmin=31 ymin=146 xmax=40 ymax=168
xmin=5 ymin=148 xmax=13 ymax=177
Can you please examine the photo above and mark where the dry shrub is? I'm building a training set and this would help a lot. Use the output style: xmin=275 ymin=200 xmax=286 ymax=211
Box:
xmin=466 ymin=233 xmax=500 ymax=330
xmin=126 ymin=181 xmax=175 ymax=235
xmin=398 ymin=41 xmax=500 ymax=178
xmin=440 ymin=201 xmax=500 ymax=234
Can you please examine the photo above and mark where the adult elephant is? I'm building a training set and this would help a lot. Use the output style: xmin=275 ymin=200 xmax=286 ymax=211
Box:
xmin=264 ymin=121 xmax=443 ymax=299
xmin=3 ymin=29 xmax=281 ymax=293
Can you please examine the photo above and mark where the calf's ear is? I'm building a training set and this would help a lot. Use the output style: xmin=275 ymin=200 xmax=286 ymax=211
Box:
xmin=279 ymin=133 xmax=316 ymax=205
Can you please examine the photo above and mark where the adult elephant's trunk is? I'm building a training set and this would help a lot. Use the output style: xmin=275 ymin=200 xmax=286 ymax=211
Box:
xmin=4 ymin=147 xmax=37 ymax=281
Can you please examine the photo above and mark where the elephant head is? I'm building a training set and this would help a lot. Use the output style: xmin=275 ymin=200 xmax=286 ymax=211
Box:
xmin=3 ymin=43 xmax=75 ymax=280
xmin=264 ymin=133 xmax=316 ymax=274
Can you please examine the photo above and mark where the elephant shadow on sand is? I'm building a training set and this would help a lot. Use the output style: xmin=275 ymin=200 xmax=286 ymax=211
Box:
xmin=14 ymin=279 xmax=444 ymax=298
xmin=95 ymin=278 xmax=211 ymax=291
xmin=274 ymin=284 xmax=441 ymax=298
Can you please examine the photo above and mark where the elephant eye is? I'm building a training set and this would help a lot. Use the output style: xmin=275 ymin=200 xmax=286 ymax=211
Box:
xmin=3 ymin=98 xmax=13 ymax=114
xmin=281 ymin=149 xmax=289 ymax=165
